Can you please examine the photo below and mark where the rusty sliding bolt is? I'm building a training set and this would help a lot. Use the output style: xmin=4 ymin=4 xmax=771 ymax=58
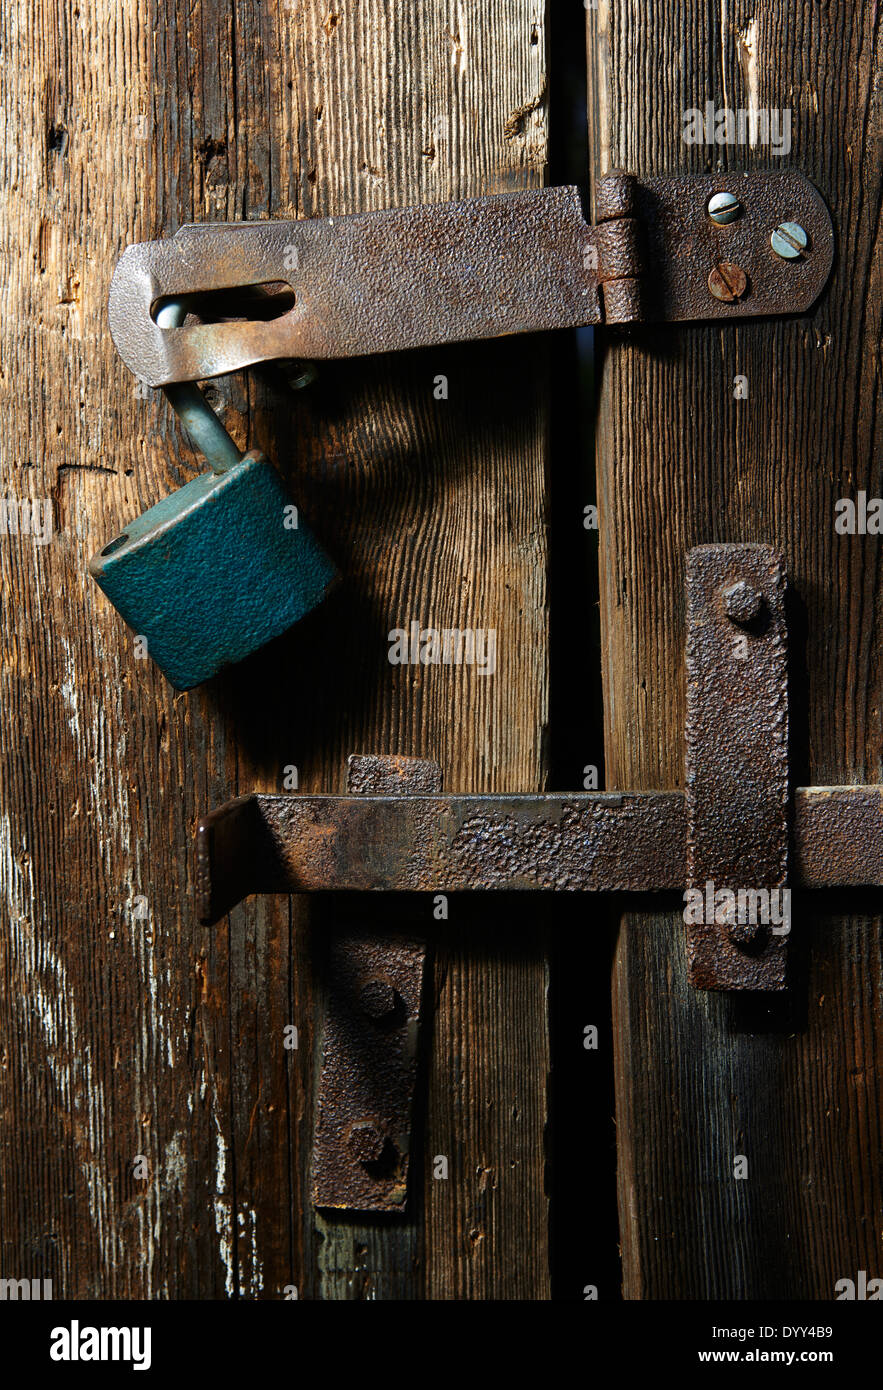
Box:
xmin=198 ymin=546 xmax=883 ymax=998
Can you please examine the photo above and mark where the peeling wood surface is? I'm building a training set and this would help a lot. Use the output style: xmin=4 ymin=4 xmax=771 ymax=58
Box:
xmin=587 ymin=0 xmax=883 ymax=1298
xmin=0 ymin=1 xmax=551 ymax=1298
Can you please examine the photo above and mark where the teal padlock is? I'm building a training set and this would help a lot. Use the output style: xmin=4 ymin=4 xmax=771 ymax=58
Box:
xmin=90 ymin=300 xmax=338 ymax=690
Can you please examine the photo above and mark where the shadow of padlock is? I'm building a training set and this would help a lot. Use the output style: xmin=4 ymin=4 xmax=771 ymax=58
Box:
xmin=90 ymin=299 xmax=338 ymax=690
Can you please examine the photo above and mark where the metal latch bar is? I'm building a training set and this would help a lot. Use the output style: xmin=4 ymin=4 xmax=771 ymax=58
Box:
xmin=198 ymin=784 xmax=883 ymax=910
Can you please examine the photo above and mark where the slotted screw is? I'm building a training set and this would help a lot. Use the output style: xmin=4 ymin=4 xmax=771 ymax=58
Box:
xmin=770 ymin=222 xmax=808 ymax=260
xmin=708 ymin=191 xmax=741 ymax=225
xmin=708 ymin=262 xmax=749 ymax=303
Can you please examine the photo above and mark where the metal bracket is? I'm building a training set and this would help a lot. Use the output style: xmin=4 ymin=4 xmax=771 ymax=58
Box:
xmin=312 ymin=754 xmax=438 ymax=1213
xmin=685 ymin=545 xmax=790 ymax=990
xmin=110 ymin=172 xmax=834 ymax=386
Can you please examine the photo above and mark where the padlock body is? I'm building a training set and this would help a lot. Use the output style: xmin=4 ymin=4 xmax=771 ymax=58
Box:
xmin=89 ymin=450 xmax=337 ymax=689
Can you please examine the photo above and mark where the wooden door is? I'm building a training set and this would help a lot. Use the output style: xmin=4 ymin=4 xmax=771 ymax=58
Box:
xmin=0 ymin=0 xmax=880 ymax=1308
xmin=0 ymin=0 xmax=551 ymax=1300
xmin=587 ymin=1 xmax=883 ymax=1300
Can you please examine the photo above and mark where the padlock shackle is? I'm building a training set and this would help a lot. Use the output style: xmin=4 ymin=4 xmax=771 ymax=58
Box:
xmin=156 ymin=299 xmax=242 ymax=475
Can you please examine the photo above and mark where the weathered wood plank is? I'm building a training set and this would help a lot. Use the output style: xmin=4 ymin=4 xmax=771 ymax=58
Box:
xmin=587 ymin=0 xmax=883 ymax=1298
xmin=286 ymin=3 xmax=553 ymax=1299
xmin=0 ymin=0 xmax=551 ymax=1298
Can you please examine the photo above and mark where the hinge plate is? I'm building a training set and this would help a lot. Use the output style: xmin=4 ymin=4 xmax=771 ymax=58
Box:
xmin=612 ymin=171 xmax=833 ymax=325
xmin=110 ymin=172 xmax=834 ymax=386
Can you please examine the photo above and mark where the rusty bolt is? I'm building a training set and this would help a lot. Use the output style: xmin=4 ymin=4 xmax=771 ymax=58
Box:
xmin=708 ymin=262 xmax=748 ymax=303
xmin=346 ymin=1120 xmax=386 ymax=1164
xmin=728 ymin=918 xmax=767 ymax=951
xmin=722 ymin=580 xmax=764 ymax=625
xmin=282 ymin=361 xmax=317 ymax=391
xmin=359 ymin=978 xmax=399 ymax=1021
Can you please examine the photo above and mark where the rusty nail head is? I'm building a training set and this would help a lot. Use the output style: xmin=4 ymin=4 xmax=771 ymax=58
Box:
xmin=358 ymin=978 xmax=399 ymax=1021
xmin=722 ymin=580 xmax=764 ymax=625
xmin=346 ymin=1121 xmax=387 ymax=1164
xmin=708 ymin=262 xmax=749 ymax=302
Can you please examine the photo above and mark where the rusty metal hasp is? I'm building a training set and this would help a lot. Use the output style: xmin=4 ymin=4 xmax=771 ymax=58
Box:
xmin=99 ymin=172 xmax=832 ymax=688
xmin=110 ymin=172 xmax=833 ymax=387
xmin=198 ymin=544 xmax=883 ymax=990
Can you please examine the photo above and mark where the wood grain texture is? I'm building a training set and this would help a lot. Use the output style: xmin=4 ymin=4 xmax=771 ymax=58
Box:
xmin=0 ymin=0 xmax=551 ymax=1298
xmin=587 ymin=1 xmax=883 ymax=1298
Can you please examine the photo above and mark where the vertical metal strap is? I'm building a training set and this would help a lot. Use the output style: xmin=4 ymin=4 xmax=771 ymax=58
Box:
xmin=312 ymin=755 xmax=440 ymax=1210
xmin=684 ymin=545 xmax=790 ymax=990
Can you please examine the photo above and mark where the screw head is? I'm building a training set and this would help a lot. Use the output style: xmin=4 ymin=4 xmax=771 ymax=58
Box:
xmin=708 ymin=191 xmax=742 ymax=225
xmin=722 ymin=580 xmax=764 ymax=625
xmin=346 ymin=1121 xmax=386 ymax=1164
xmin=358 ymin=978 xmax=399 ymax=1021
xmin=770 ymin=221 xmax=808 ymax=259
xmin=708 ymin=262 xmax=749 ymax=303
